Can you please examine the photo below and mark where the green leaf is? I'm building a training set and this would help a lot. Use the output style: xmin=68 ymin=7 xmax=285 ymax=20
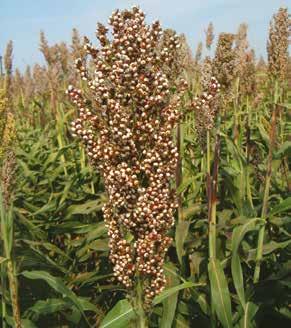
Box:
xmin=18 ymin=159 xmax=36 ymax=183
xmin=257 ymin=122 xmax=270 ymax=145
xmin=0 ymin=198 xmax=14 ymax=257
xmin=177 ymin=176 xmax=195 ymax=194
xmin=208 ymin=259 xmax=233 ymax=328
xmin=274 ymin=141 xmax=291 ymax=159
xmin=160 ymin=263 xmax=179 ymax=328
xmin=163 ymin=263 xmax=209 ymax=314
xmin=51 ymin=221 xmax=105 ymax=234
xmin=100 ymin=299 xmax=135 ymax=328
xmin=30 ymin=198 xmax=57 ymax=216
xmin=231 ymin=219 xmax=264 ymax=308
xmin=0 ymin=256 xmax=8 ymax=265
xmin=21 ymin=270 xmax=94 ymax=326
xmin=86 ymin=222 xmax=107 ymax=242
xmin=21 ymin=319 xmax=38 ymax=328
xmin=262 ymin=239 xmax=291 ymax=255
xmin=270 ymin=197 xmax=291 ymax=216
xmin=175 ymin=314 xmax=190 ymax=327
xmin=153 ymin=281 xmax=198 ymax=305
xmin=239 ymin=302 xmax=258 ymax=328
xmin=180 ymin=204 xmax=201 ymax=220
xmin=24 ymin=298 xmax=69 ymax=319
xmin=65 ymin=199 xmax=103 ymax=217
xmin=175 ymin=220 xmax=190 ymax=265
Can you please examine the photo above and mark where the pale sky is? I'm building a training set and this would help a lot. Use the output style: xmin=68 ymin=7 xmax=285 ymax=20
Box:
xmin=0 ymin=0 xmax=289 ymax=71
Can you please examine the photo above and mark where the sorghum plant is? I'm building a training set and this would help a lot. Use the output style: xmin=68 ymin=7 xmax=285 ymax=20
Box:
xmin=0 ymin=42 xmax=20 ymax=328
xmin=191 ymin=72 xmax=221 ymax=327
xmin=253 ymin=7 xmax=289 ymax=284
xmin=67 ymin=6 xmax=187 ymax=314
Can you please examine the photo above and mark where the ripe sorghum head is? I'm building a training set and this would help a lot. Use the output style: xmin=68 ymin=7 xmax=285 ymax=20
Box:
xmin=0 ymin=87 xmax=16 ymax=208
xmin=200 ymin=56 xmax=213 ymax=91
xmin=267 ymin=7 xmax=289 ymax=82
xmin=240 ymin=49 xmax=256 ymax=96
xmin=191 ymin=76 xmax=220 ymax=148
xmin=67 ymin=6 xmax=187 ymax=306
xmin=4 ymin=41 xmax=13 ymax=98
xmin=234 ymin=23 xmax=248 ymax=78
xmin=194 ymin=41 xmax=203 ymax=65
xmin=213 ymin=33 xmax=235 ymax=95
xmin=205 ymin=22 xmax=214 ymax=50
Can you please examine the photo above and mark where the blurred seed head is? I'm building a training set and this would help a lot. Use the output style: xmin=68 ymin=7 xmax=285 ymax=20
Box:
xmin=267 ymin=7 xmax=289 ymax=82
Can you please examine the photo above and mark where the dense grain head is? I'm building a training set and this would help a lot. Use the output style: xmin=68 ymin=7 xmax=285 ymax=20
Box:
xmin=4 ymin=41 xmax=13 ymax=97
xmin=201 ymin=56 xmax=213 ymax=91
xmin=234 ymin=23 xmax=249 ymax=78
xmin=194 ymin=41 xmax=203 ymax=65
xmin=172 ymin=32 xmax=194 ymax=77
xmin=240 ymin=49 xmax=256 ymax=96
xmin=0 ymin=86 xmax=16 ymax=208
xmin=213 ymin=32 xmax=235 ymax=95
xmin=67 ymin=6 xmax=188 ymax=307
xmin=39 ymin=31 xmax=51 ymax=65
xmin=71 ymin=28 xmax=86 ymax=58
xmin=191 ymin=75 xmax=220 ymax=148
xmin=205 ymin=22 xmax=214 ymax=50
xmin=267 ymin=7 xmax=289 ymax=82
xmin=0 ymin=89 xmax=8 ymax=149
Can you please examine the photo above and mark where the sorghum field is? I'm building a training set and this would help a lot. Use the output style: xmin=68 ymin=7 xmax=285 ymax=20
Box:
xmin=0 ymin=5 xmax=290 ymax=328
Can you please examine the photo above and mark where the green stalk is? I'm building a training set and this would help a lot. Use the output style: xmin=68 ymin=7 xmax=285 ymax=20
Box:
xmin=207 ymin=131 xmax=216 ymax=259
xmin=207 ymin=131 xmax=220 ymax=328
xmin=0 ymin=193 xmax=22 ymax=327
xmin=245 ymin=96 xmax=254 ymax=209
xmin=206 ymin=131 xmax=211 ymax=176
xmin=1 ymin=263 xmax=7 ymax=328
xmin=133 ymin=277 xmax=148 ymax=328
xmin=80 ymin=145 xmax=86 ymax=170
xmin=233 ymin=77 xmax=240 ymax=145
xmin=56 ymin=105 xmax=67 ymax=177
xmin=253 ymin=103 xmax=279 ymax=284
xmin=7 ymin=260 xmax=21 ymax=328
xmin=176 ymin=123 xmax=183 ymax=222
xmin=208 ymin=135 xmax=220 ymax=260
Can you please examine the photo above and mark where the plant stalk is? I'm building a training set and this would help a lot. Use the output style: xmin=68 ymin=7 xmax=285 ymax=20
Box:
xmin=7 ymin=260 xmax=22 ymax=328
xmin=176 ymin=123 xmax=183 ymax=222
xmin=1 ymin=263 xmax=7 ymax=328
xmin=207 ymin=132 xmax=220 ymax=260
xmin=207 ymin=132 xmax=221 ymax=328
xmin=253 ymin=104 xmax=279 ymax=283
xmin=134 ymin=277 xmax=148 ymax=328
xmin=233 ymin=77 xmax=240 ymax=145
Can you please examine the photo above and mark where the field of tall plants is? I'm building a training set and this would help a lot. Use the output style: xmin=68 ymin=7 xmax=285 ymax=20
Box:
xmin=0 ymin=5 xmax=290 ymax=328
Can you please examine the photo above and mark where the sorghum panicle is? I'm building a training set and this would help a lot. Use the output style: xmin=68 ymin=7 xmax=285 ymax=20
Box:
xmin=191 ymin=76 xmax=220 ymax=148
xmin=205 ymin=22 xmax=214 ymax=50
xmin=194 ymin=41 xmax=203 ymax=65
xmin=67 ymin=6 xmax=187 ymax=306
xmin=267 ymin=7 xmax=289 ymax=82
xmin=213 ymin=33 xmax=235 ymax=97
xmin=4 ymin=41 xmax=13 ymax=98
xmin=234 ymin=23 xmax=249 ymax=78
xmin=240 ymin=49 xmax=256 ymax=96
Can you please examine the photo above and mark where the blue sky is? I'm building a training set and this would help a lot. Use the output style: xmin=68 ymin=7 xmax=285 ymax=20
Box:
xmin=0 ymin=0 xmax=289 ymax=71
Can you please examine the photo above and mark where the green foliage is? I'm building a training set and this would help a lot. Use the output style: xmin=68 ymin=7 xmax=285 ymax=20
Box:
xmin=0 ymin=9 xmax=290 ymax=327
